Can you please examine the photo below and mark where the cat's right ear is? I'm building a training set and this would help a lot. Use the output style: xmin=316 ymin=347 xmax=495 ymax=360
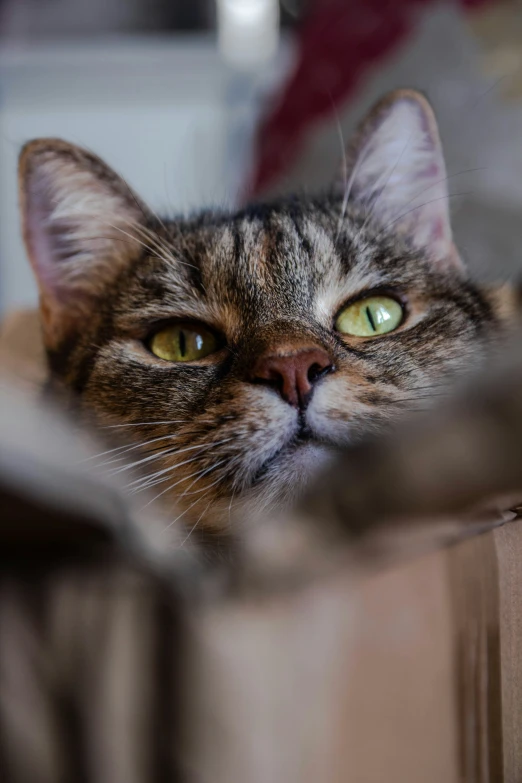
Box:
xmin=19 ymin=139 xmax=147 ymax=348
xmin=337 ymin=90 xmax=461 ymax=270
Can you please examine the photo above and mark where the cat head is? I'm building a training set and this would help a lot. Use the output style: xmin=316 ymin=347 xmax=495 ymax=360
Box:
xmin=18 ymin=89 xmax=517 ymax=541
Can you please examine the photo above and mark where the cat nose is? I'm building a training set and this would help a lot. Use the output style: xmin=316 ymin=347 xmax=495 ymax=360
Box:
xmin=249 ymin=348 xmax=334 ymax=409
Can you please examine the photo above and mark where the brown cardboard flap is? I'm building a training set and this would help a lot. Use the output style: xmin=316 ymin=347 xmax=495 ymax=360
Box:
xmin=0 ymin=309 xmax=47 ymax=391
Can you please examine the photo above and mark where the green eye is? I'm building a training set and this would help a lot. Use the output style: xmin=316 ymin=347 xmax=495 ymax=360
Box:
xmin=150 ymin=323 xmax=219 ymax=362
xmin=335 ymin=295 xmax=404 ymax=337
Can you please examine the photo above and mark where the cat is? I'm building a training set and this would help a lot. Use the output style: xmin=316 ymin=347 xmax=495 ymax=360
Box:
xmin=17 ymin=89 xmax=519 ymax=545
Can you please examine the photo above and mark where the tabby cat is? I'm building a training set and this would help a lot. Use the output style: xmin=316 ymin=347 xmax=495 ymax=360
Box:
xmin=18 ymin=89 xmax=518 ymax=544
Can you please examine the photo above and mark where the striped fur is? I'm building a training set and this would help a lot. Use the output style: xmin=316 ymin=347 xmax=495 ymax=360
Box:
xmin=18 ymin=90 xmax=520 ymax=545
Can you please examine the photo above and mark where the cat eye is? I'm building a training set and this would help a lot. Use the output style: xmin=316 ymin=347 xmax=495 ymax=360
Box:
xmin=149 ymin=323 xmax=219 ymax=362
xmin=335 ymin=295 xmax=404 ymax=338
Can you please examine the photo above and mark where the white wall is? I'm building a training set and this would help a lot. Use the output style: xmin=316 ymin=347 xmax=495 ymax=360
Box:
xmin=0 ymin=36 xmax=291 ymax=312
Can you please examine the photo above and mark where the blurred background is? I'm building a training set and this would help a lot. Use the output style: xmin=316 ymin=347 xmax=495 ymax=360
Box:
xmin=1 ymin=0 xmax=522 ymax=313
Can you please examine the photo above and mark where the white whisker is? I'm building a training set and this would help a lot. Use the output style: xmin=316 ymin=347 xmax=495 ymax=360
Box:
xmin=108 ymin=441 xmax=203 ymax=476
xmin=179 ymin=471 xmax=225 ymax=499
xmin=177 ymin=499 xmax=214 ymax=548
xmin=100 ymin=420 xmax=188 ymax=429
xmin=161 ymin=488 xmax=214 ymax=536
xmin=141 ymin=458 xmax=227 ymax=510
xmin=116 ymin=214 xmax=201 ymax=273
xmin=357 ymin=131 xmax=412 ymax=240
xmin=375 ymin=192 xmax=471 ymax=240
xmin=127 ymin=438 xmax=233 ymax=490
xmin=336 ymin=135 xmax=373 ymax=239
xmin=85 ymin=434 xmax=179 ymax=464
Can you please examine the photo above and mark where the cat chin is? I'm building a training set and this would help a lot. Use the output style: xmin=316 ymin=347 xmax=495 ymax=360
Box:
xmin=242 ymin=441 xmax=336 ymax=515
xmin=194 ymin=441 xmax=335 ymax=534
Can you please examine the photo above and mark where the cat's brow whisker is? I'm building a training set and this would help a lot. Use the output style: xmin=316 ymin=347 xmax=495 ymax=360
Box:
xmin=405 ymin=167 xmax=486 ymax=207
xmin=357 ymin=132 xmax=413 ymax=242
xmin=118 ymin=216 xmax=196 ymax=271
xmin=79 ymin=214 xmax=165 ymax=263
xmin=122 ymin=220 xmax=175 ymax=260
xmin=116 ymin=214 xmax=201 ymax=274
xmin=161 ymin=221 xmax=202 ymax=275
xmin=336 ymin=134 xmax=373 ymax=239
xmin=364 ymin=168 xmax=486 ymax=246
xmin=330 ymin=95 xmax=347 ymax=195
xmin=135 ymin=177 xmax=202 ymax=272
xmin=375 ymin=192 xmax=472 ymax=241
xmin=97 ymin=216 xmax=197 ymax=275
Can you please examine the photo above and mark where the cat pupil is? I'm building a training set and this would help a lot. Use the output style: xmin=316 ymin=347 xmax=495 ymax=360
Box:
xmin=365 ymin=307 xmax=376 ymax=332
xmin=179 ymin=330 xmax=186 ymax=357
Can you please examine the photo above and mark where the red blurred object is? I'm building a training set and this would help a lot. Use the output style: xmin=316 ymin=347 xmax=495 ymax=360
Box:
xmin=247 ymin=0 xmax=492 ymax=198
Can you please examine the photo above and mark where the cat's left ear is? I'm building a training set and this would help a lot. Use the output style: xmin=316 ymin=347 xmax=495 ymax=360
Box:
xmin=339 ymin=89 xmax=461 ymax=270
xmin=19 ymin=139 xmax=147 ymax=347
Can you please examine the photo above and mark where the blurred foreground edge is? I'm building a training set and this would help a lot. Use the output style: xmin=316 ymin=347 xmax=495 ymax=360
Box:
xmin=1 ymin=360 xmax=522 ymax=780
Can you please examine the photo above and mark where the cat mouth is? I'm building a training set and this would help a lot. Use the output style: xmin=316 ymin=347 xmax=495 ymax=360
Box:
xmin=249 ymin=424 xmax=330 ymax=488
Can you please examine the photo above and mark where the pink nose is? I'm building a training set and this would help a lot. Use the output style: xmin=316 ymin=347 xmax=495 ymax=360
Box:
xmin=249 ymin=348 xmax=334 ymax=409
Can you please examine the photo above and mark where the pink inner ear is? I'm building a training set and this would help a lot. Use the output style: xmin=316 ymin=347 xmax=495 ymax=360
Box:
xmin=26 ymin=183 xmax=61 ymax=294
xmin=417 ymin=161 xmax=440 ymax=181
xmin=346 ymin=96 xmax=455 ymax=263
xmin=430 ymin=218 xmax=446 ymax=243
xmin=25 ymin=174 xmax=87 ymax=306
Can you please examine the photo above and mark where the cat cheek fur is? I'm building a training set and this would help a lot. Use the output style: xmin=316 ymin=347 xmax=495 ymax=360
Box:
xmin=18 ymin=89 xmax=520 ymax=539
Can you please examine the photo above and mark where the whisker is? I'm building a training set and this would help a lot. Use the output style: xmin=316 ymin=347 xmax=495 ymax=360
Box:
xmin=375 ymin=192 xmax=472 ymax=241
xmin=227 ymin=487 xmax=238 ymax=528
xmin=129 ymin=453 xmax=209 ymax=494
xmin=357 ymin=131 xmax=413 ymax=241
xmin=329 ymin=93 xmax=347 ymax=195
xmin=162 ymin=488 xmax=215 ymax=536
xmin=177 ymin=499 xmax=214 ymax=548
xmin=392 ymin=395 xmax=448 ymax=404
xmin=179 ymin=471 xmax=225 ymax=499
xmin=94 ymin=219 xmax=166 ymax=262
xmin=176 ymin=460 xmax=227 ymax=500
xmin=99 ymin=441 xmax=185 ymax=469
xmin=117 ymin=214 xmax=202 ymax=276
xmin=126 ymin=438 xmax=233 ymax=490
xmin=141 ymin=459 xmax=226 ymax=510
xmin=108 ymin=442 xmax=207 ymax=476
xmin=100 ymin=420 xmax=189 ymax=429
xmin=130 ymin=463 xmax=202 ymax=494
xmin=365 ymin=168 xmax=485 ymax=244
xmin=120 ymin=219 xmax=191 ymax=268
xmin=93 ymin=214 xmax=197 ymax=276
xmin=83 ymin=433 xmax=179 ymax=463
xmin=336 ymin=134 xmax=373 ymax=239
xmin=137 ymin=461 xmax=211 ymax=505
